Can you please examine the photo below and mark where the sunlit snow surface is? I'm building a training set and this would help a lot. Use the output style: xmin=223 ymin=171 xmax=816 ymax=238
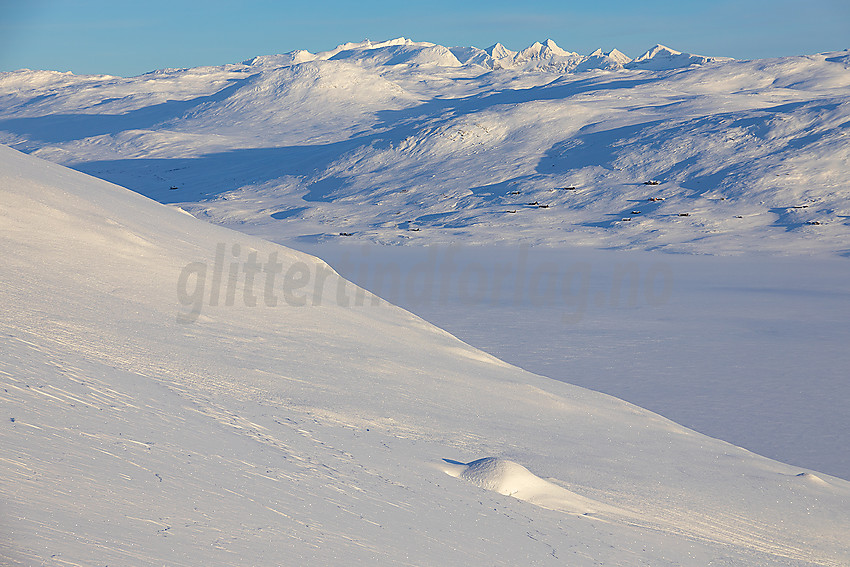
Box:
xmin=1 ymin=39 xmax=848 ymax=254
xmin=2 ymin=140 xmax=850 ymax=567
xmin=300 ymin=243 xmax=850 ymax=481
xmin=2 ymin=39 xmax=850 ymax=565
xmin=5 ymin=38 xmax=846 ymax=473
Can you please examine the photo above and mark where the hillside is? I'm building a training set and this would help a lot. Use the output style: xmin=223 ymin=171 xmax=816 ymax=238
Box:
xmin=3 ymin=145 xmax=850 ymax=565
xmin=1 ymin=38 xmax=848 ymax=254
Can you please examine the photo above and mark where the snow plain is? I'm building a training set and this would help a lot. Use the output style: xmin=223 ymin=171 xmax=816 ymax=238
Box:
xmin=2 ymin=37 xmax=850 ymax=564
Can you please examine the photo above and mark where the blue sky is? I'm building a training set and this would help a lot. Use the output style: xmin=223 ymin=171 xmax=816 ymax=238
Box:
xmin=1 ymin=0 xmax=848 ymax=76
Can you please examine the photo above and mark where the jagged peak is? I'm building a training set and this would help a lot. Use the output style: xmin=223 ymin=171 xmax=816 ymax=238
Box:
xmin=485 ymin=42 xmax=517 ymax=59
xmin=543 ymin=39 xmax=570 ymax=56
xmin=516 ymin=39 xmax=579 ymax=62
xmin=634 ymin=44 xmax=683 ymax=62
xmin=233 ymin=39 xmax=732 ymax=75
xmin=606 ymin=48 xmax=632 ymax=64
xmin=583 ymin=48 xmax=632 ymax=67
xmin=518 ymin=41 xmax=545 ymax=57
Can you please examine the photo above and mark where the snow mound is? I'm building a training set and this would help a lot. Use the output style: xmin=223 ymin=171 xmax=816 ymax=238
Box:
xmin=795 ymin=472 xmax=830 ymax=486
xmin=441 ymin=457 xmax=606 ymax=514
xmin=452 ymin=457 xmax=542 ymax=494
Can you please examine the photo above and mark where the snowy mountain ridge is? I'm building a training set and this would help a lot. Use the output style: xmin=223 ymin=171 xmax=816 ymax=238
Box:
xmin=0 ymin=39 xmax=848 ymax=255
xmin=239 ymin=37 xmax=723 ymax=73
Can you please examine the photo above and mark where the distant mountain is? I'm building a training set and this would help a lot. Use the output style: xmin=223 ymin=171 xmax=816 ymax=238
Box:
xmin=626 ymin=44 xmax=731 ymax=70
xmin=1 ymin=40 xmax=848 ymax=255
xmin=238 ymin=37 xmax=716 ymax=73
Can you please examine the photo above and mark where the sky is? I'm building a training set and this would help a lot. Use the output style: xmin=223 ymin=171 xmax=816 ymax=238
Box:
xmin=1 ymin=0 xmax=848 ymax=76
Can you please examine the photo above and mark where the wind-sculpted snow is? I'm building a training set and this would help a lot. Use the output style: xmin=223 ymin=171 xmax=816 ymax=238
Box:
xmin=441 ymin=457 xmax=611 ymax=515
xmin=1 ymin=39 xmax=847 ymax=255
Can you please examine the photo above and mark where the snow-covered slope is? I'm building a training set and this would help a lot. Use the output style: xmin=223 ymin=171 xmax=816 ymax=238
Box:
xmin=3 ymin=144 xmax=850 ymax=565
xmin=3 ymin=39 xmax=847 ymax=255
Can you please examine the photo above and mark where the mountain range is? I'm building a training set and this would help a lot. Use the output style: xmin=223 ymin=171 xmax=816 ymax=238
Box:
xmin=242 ymin=37 xmax=722 ymax=72
xmin=1 ymin=37 xmax=847 ymax=254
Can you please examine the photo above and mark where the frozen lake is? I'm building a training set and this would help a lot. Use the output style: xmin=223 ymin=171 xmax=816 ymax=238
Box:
xmin=297 ymin=243 xmax=850 ymax=480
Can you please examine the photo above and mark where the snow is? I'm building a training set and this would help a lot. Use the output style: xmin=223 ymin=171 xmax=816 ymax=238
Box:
xmin=626 ymin=44 xmax=730 ymax=70
xmin=329 ymin=42 xmax=462 ymax=68
xmin=440 ymin=457 xmax=609 ymax=515
xmin=578 ymin=48 xmax=634 ymax=71
xmin=2 ymin=40 xmax=849 ymax=480
xmin=606 ymin=48 xmax=632 ymax=65
xmin=2 ymin=37 xmax=850 ymax=564
xmin=3 ymin=142 xmax=850 ymax=566
xmin=2 ymin=40 xmax=847 ymax=255
xmin=301 ymin=243 xmax=850 ymax=480
xmin=517 ymin=40 xmax=577 ymax=61
xmin=485 ymin=42 xmax=517 ymax=62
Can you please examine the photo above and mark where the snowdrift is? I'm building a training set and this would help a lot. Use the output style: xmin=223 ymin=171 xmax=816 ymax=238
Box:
xmin=440 ymin=457 xmax=612 ymax=515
